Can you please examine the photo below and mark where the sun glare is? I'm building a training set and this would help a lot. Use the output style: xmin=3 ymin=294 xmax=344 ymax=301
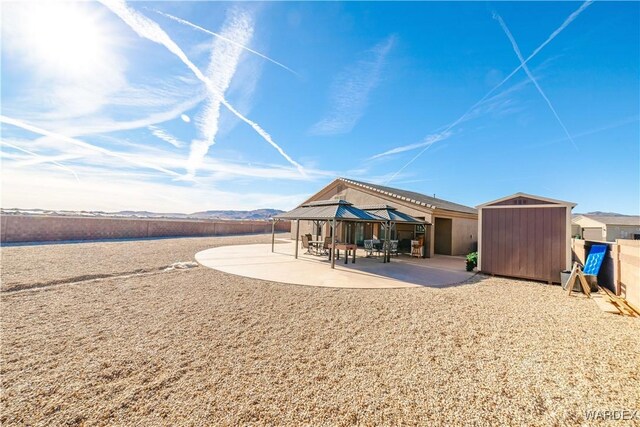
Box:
xmin=21 ymin=2 xmax=110 ymax=78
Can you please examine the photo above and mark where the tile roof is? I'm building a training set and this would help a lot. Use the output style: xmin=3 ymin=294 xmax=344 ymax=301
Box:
xmin=339 ymin=178 xmax=477 ymax=215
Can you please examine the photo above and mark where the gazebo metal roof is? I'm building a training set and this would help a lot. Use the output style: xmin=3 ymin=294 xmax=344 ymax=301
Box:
xmin=274 ymin=199 xmax=386 ymax=222
xmin=358 ymin=205 xmax=425 ymax=224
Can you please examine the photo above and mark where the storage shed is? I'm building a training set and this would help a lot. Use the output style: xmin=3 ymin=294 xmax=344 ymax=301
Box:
xmin=477 ymin=193 xmax=576 ymax=283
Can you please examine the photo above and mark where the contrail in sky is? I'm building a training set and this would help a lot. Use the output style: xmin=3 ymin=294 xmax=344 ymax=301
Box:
xmin=384 ymin=0 xmax=592 ymax=184
xmin=148 ymin=125 xmax=183 ymax=148
xmin=155 ymin=10 xmax=298 ymax=76
xmin=1 ymin=140 xmax=80 ymax=182
xmin=494 ymin=12 xmax=578 ymax=151
xmin=0 ymin=115 xmax=183 ymax=178
xmin=187 ymin=8 xmax=254 ymax=177
xmin=100 ymin=0 xmax=305 ymax=176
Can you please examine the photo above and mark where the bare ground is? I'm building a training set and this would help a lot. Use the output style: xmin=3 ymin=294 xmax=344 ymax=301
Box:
xmin=1 ymin=234 xmax=639 ymax=426
xmin=0 ymin=234 xmax=280 ymax=292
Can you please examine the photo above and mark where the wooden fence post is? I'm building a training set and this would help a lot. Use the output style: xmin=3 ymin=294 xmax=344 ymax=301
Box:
xmin=613 ymin=240 xmax=620 ymax=295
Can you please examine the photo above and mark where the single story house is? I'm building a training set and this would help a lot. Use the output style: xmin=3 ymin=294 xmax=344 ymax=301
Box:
xmin=291 ymin=178 xmax=478 ymax=256
xmin=572 ymin=215 xmax=640 ymax=241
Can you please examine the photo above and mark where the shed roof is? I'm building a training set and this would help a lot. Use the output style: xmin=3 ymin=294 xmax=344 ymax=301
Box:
xmin=274 ymin=199 xmax=386 ymax=222
xmin=337 ymin=178 xmax=477 ymax=214
xmin=477 ymin=192 xmax=577 ymax=208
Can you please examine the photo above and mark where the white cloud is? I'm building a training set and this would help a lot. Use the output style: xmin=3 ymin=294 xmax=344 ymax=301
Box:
xmin=188 ymin=8 xmax=255 ymax=177
xmin=0 ymin=115 xmax=183 ymax=179
xmin=369 ymin=131 xmax=453 ymax=160
xmin=310 ymin=36 xmax=395 ymax=136
xmin=43 ymin=95 xmax=205 ymax=138
xmin=0 ymin=140 xmax=79 ymax=181
xmin=0 ymin=164 xmax=308 ymax=212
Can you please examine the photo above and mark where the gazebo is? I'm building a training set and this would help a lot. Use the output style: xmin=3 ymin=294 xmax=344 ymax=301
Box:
xmin=271 ymin=199 xmax=386 ymax=268
xmin=359 ymin=205 xmax=425 ymax=262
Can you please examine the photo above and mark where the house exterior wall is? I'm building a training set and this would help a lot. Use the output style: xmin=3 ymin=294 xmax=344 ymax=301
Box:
xmin=571 ymin=223 xmax=581 ymax=238
xmin=582 ymin=227 xmax=604 ymax=241
xmin=451 ymin=217 xmax=478 ymax=255
xmin=606 ymin=225 xmax=640 ymax=241
xmin=572 ymin=216 xmax=605 ymax=228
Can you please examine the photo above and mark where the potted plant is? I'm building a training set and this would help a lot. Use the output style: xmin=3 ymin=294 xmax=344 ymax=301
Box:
xmin=465 ymin=251 xmax=478 ymax=272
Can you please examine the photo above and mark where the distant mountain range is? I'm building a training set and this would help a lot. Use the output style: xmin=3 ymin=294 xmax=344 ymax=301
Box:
xmin=4 ymin=208 xmax=636 ymax=220
xmin=0 ymin=208 xmax=285 ymax=220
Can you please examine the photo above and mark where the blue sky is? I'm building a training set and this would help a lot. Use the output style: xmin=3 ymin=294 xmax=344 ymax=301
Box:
xmin=1 ymin=1 xmax=638 ymax=214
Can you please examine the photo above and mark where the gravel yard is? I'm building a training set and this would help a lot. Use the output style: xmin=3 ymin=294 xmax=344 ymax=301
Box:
xmin=1 ymin=234 xmax=639 ymax=425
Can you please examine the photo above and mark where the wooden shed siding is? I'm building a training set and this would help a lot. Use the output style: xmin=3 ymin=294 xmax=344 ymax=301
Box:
xmin=481 ymin=207 xmax=566 ymax=282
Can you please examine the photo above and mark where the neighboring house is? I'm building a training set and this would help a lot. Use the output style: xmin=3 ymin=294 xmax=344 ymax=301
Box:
xmin=572 ymin=215 xmax=640 ymax=241
xmin=293 ymin=177 xmax=478 ymax=256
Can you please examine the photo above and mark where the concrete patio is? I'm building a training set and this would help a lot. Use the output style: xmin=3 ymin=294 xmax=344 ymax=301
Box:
xmin=195 ymin=239 xmax=475 ymax=289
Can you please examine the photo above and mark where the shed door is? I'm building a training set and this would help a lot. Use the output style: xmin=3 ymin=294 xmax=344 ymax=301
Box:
xmin=481 ymin=207 xmax=566 ymax=282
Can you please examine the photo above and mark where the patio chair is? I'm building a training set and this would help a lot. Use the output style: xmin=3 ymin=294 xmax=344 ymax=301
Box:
xmin=389 ymin=240 xmax=399 ymax=257
xmin=322 ymin=236 xmax=332 ymax=256
xmin=364 ymin=240 xmax=374 ymax=257
xmin=301 ymin=234 xmax=312 ymax=254
xmin=372 ymin=239 xmax=382 ymax=256
xmin=305 ymin=233 xmax=315 ymax=254
xmin=411 ymin=239 xmax=423 ymax=257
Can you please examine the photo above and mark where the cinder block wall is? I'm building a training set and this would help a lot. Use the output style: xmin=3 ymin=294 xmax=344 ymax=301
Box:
xmin=0 ymin=215 xmax=291 ymax=243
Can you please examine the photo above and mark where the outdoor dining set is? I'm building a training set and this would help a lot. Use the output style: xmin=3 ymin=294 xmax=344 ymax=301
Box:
xmin=301 ymin=234 xmax=400 ymax=264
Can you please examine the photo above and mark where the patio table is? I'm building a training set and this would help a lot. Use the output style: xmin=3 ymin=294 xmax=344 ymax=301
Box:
xmin=329 ymin=243 xmax=357 ymax=264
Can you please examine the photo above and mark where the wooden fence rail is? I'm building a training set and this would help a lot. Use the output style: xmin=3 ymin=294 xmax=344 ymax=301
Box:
xmin=572 ymin=238 xmax=640 ymax=310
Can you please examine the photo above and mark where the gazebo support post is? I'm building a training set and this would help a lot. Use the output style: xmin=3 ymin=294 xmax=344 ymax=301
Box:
xmin=382 ymin=223 xmax=387 ymax=263
xmin=386 ymin=221 xmax=394 ymax=262
xmin=422 ymin=223 xmax=428 ymax=258
xmin=294 ymin=219 xmax=300 ymax=259
xmin=331 ymin=218 xmax=336 ymax=269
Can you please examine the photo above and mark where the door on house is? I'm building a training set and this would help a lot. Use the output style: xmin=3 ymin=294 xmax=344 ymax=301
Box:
xmin=434 ymin=218 xmax=453 ymax=255
xmin=355 ymin=223 xmax=365 ymax=246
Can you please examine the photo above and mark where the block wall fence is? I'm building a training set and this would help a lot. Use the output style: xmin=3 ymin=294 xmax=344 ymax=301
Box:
xmin=0 ymin=215 xmax=291 ymax=243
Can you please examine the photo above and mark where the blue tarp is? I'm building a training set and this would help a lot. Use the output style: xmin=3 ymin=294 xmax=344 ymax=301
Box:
xmin=583 ymin=244 xmax=607 ymax=276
